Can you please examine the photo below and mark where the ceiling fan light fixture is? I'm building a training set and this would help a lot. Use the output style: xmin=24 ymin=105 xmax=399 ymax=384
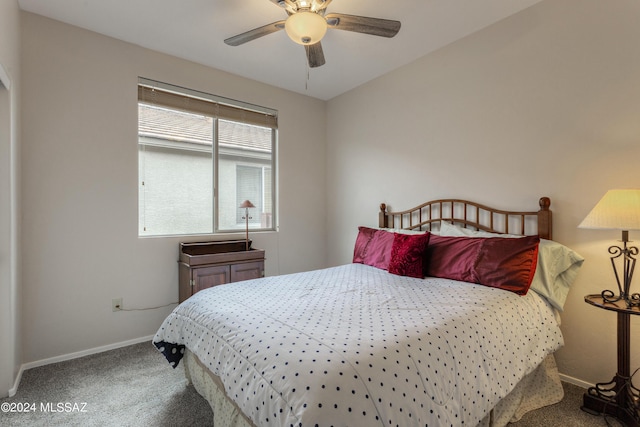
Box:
xmin=285 ymin=11 xmax=327 ymax=45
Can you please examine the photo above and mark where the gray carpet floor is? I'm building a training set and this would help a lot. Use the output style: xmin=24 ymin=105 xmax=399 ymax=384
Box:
xmin=0 ymin=342 xmax=624 ymax=426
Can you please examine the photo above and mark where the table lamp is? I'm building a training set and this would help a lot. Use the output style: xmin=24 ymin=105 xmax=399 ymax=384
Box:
xmin=579 ymin=189 xmax=640 ymax=307
xmin=239 ymin=200 xmax=255 ymax=251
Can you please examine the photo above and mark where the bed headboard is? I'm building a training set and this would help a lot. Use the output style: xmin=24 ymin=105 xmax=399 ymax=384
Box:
xmin=379 ymin=197 xmax=552 ymax=240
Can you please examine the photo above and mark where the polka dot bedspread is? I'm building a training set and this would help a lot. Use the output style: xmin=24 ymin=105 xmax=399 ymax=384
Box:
xmin=153 ymin=263 xmax=563 ymax=427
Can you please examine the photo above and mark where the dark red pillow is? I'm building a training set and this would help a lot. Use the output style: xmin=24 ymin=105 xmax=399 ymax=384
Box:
xmin=474 ymin=236 xmax=540 ymax=295
xmin=353 ymin=227 xmax=396 ymax=270
xmin=388 ymin=233 xmax=431 ymax=278
xmin=424 ymin=235 xmax=484 ymax=281
xmin=425 ymin=235 xmax=539 ymax=295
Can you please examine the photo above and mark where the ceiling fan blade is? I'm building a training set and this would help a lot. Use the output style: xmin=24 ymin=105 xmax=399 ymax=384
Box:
xmin=305 ymin=42 xmax=325 ymax=68
xmin=325 ymin=13 xmax=401 ymax=38
xmin=224 ymin=21 xmax=286 ymax=46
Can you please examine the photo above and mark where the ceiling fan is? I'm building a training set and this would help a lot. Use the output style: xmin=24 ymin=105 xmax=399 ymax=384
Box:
xmin=224 ymin=0 xmax=401 ymax=68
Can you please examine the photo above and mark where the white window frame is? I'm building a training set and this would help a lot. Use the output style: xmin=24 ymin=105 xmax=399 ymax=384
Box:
xmin=138 ymin=78 xmax=278 ymax=237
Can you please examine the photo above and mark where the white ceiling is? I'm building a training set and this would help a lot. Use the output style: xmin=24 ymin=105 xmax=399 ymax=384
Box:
xmin=18 ymin=0 xmax=543 ymax=101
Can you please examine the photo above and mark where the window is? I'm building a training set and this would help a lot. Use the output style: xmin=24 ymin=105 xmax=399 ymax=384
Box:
xmin=138 ymin=78 xmax=277 ymax=236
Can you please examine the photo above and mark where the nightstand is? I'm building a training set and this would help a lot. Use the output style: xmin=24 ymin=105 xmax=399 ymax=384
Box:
xmin=178 ymin=240 xmax=265 ymax=303
xmin=582 ymin=294 xmax=640 ymax=426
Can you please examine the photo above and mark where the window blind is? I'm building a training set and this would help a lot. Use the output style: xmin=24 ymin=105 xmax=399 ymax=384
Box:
xmin=138 ymin=79 xmax=278 ymax=129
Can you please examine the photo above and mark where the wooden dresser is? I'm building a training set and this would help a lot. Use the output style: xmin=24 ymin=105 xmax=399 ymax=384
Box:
xmin=178 ymin=240 xmax=265 ymax=303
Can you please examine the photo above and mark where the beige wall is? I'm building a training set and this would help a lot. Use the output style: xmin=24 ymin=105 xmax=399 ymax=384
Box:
xmin=20 ymin=12 xmax=326 ymax=363
xmin=17 ymin=0 xmax=640 ymax=389
xmin=0 ymin=0 xmax=21 ymax=398
xmin=326 ymin=0 xmax=640 ymax=386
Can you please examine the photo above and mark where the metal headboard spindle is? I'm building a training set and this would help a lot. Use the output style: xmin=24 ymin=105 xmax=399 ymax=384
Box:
xmin=379 ymin=197 xmax=552 ymax=240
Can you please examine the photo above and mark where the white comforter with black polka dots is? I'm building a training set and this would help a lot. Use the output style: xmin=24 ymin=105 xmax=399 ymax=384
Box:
xmin=154 ymin=263 xmax=562 ymax=427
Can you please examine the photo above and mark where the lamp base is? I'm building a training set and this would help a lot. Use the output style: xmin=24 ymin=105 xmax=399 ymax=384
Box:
xmin=605 ymin=237 xmax=639 ymax=308
xmin=582 ymin=374 xmax=640 ymax=427
xmin=602 ymin=290 xmax=640 ymax=308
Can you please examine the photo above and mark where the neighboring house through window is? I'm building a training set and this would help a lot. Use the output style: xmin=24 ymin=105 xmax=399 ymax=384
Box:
xmin=138 ymin=78 xmax=277 ymax=236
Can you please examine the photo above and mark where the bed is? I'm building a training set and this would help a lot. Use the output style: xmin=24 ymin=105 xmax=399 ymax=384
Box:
xmin=154 ymin=196 xmax=584 ymax=427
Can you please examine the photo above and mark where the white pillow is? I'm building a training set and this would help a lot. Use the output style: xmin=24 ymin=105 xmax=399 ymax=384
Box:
xmin=438 ymin=221 xmax=584 ymax=311
xmin=439 ymin=221 xmax=521 ymax=238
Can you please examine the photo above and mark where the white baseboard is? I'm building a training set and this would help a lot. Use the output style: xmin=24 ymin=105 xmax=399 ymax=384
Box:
xmin=559 ymin=372 xmax=593 ymax=390
xmin=9 ymin=335 xmax=155 ymax=396
xmin=22 ymin=335 xmax=155 ymax=370
xmin=8 ymin=366 xmax=23 ymax=397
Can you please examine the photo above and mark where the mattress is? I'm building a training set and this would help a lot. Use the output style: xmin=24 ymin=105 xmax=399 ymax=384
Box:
xmin=154 ymin=263 xmax=564 ymax=426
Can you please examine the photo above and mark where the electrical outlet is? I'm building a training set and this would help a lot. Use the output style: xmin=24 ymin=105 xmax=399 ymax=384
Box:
xmin=112 ymin=298 xmax=123 ymax=312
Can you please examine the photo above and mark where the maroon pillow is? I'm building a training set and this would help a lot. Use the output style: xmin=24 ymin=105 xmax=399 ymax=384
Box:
xmin=425 ymin=235 xmax=484 ymax=282
xmin=353 ymin=227 xmax=396 ymax=270
xmin=388 ymin=233 xmax=431 ymax=278
xmin=474 ymin=236 xmax=540 ymax=295
xmin=425 ymin=235 xmax=539 ymax=295
xmin=353 ymin=226 xmax=376 ymax=264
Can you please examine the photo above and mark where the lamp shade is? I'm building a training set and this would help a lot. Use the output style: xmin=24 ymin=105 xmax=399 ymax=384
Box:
xmin=578 ymin=189 xmax=640 ymax=230
xmin=285 ymin=11 xmax=327 ymax=45
xmin=239 ymin=200 xmax=255 ymax=209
